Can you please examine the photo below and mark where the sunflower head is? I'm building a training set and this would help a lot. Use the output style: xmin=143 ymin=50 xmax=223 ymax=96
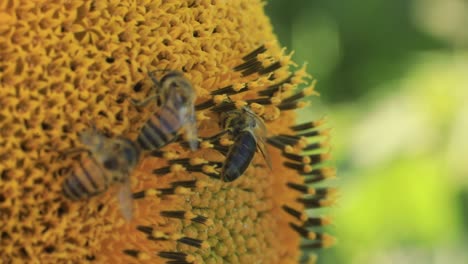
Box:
xmin=0 ymin=1 xmax=336 ymax=263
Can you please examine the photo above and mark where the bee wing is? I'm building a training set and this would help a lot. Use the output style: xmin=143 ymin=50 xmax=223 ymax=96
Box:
xmin=117 ymin=177 xmax=133 ymax=221
xmin=252 ymin=115 xmax=272 ymax=170
xmin=257 ymin=135 xmax=272 ymax=170
xmin=183 ymin=105 xmax=198 ymax=151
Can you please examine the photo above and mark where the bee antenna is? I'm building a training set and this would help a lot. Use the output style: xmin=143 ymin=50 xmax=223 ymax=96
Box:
xmin=148 ymin=68 xmax=172 ymax=85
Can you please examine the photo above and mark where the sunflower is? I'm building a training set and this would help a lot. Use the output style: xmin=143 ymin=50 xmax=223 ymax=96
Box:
xmin=0 ymin=0 xmax=336 ymax=263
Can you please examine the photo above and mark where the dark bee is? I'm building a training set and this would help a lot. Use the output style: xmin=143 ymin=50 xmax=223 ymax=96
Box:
xmin=219 ymin=107 xmax=271 ymax=182
xmin=132 ymin=71 xmax=198 ymax=151
xmin=62 ymin=128 xmax=140 ymax=220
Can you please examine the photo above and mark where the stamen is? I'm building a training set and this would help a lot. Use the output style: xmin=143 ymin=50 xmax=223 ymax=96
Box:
xmin=266 ymin=137 xmax=293 ymax=152
xmin=277 ymin=100 xmax=308 ymax=111
xmin=241 ymin=45 xmax=267 ymax=61
xmin=257 ymin=74 xmax=293 ymax=96
xmin=211 ymin=84 xmax=248 ymax=96
xmin=289 ymin=223 xmax=317 ymax=240
xmin=258 ymin=61 xmax=282 ymax=75
xmin=122 ymin=249 xmax=150 ymax=260
xmin=153 ymin=166 xmax=171 ymax=175
xmin=290 ymin=118 xmax=326 ymax=131
xmin=303 ymin=216 xmax=333 ymax=227
xmin=149 ymin=150 xmax=179 ymax=160
xmin=297 ymin=197 xmax=335 ymax=209
xmin=177 ymin=237 xmax=209 ymax=249
xmin=158 ymin=251 xmax=195 ymax=263
xmin=282 ymin=152 xmax=311 ymax=164
xmin=300 ymin=233 xmax=336 ymax=249
xmin=160 ymin=210 xmax=211 ymax=225
xmin=234 ymin=59 xmax=262 ymax=73
xmin=269 ymin=134 xmax=302 ymax=147
xmin=300 ymin=254 xmax=318 ymax=264
xmin=170 ymin=180 xmax=198 ymax=188
xmin=240 ymin=61 xmax=264 ymax=76
xmin=282 ymin=205 xmax=307 ymax=222
xmin=195 ymin=99 xmax=215 ymax=111
xmin=210 ymin=101 xmax=236 ymax=112
xmin=184 ymin=163 xmax=221 ymax=178
xmin=302 ymin=142 xmax=323 ymax=152
xmin=284 ymin=162 xmax=312 ymax=173
xmin=132 ymin=188 xmax=162 ymax=199
xmin=287 ymin=183 xmax=337 ymax=196
xmin=245 ymin=97 xmax=272 ymax=105
xmin=300 ymin=167 xmax=336 ymax=177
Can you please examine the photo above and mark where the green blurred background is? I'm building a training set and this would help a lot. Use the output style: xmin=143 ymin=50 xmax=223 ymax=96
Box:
xmin=266 ymin=1 xmax=468 ymax=263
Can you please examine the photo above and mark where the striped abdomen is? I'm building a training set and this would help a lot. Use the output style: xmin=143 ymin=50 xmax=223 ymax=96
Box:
xmin=62 ymin=157 xmax=111 ymax=200
xmin=137 ymin=106 xmax=181 ymax=151
xmin=221 ymin=131 xmax=257 ymax=182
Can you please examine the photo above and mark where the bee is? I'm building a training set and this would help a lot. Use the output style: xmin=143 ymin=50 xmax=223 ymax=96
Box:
xmin=132 ymin=70 xmax=198 ymax=151
xmin=219 ymin=107 xmax=272 ymax=182
xmin=61 ymin=128 xmax=140 ymax=220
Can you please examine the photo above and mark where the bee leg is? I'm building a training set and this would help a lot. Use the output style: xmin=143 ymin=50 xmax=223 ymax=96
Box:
xmin=148 ymin=71 xmax=161 ymax=86
xmin=205 ymin=130 xmax=230 ymax=142
xmin=128 ymin=94 xmax=159 ymax=108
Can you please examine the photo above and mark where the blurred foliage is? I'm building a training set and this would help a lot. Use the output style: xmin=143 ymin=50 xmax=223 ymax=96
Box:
xmin=267 ymin=0 xmax=468 ymax=263
xmin=266 ymin=0 xmax=450 ymax=103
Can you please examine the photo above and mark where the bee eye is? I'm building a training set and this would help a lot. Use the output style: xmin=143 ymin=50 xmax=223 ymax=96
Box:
xmin=103 ymin=158 xmax=119 ymax=170
xmin=122 ymin=147 xmax=135 ymax=163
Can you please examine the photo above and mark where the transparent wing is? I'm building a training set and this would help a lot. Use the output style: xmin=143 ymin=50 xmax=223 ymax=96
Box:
xmin=251 ymin=113 xmax=272 ymax=170
xmin=117 ymin=177 xmax=133 ymax=221
xmin=183 ymin=105 xmax=199 ymax=151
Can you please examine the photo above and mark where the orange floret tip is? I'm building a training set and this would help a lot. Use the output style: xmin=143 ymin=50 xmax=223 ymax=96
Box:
xmin=213 ymin=94 xmax=229 ymax=104
xmin=1 ymin=0 xmax=336 ymax=263
xmin=200 ymin=141 xmax=215 ymax=149
xmin=219 ymin=137 xmax=234 ymax=146
xmin=234 ymin=100 xmax=248 ymax=109
xmin=232 ymin=83 xmax=246 ymax=92
xmin=189 ymin=157 xmax=208 ymax=166
xmin=196 ymin=111 xmax=210 ymax=121
xmin=174 ymin=186 xmax=192 ymax=195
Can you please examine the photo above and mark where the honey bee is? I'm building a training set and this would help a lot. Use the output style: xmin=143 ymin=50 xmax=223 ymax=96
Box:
xmin=132 ymin=71 xmax=198 ymax=151
xmin=219 ymin=107 xmax=272 ymax=182
xmin=61 ymin=128 xmax=140 ymax=220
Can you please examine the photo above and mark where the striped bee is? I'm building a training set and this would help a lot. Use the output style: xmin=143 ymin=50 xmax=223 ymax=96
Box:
xmin=132 ymin=71 xmax=198 ymax=151
xmin=61 ymin=128 xmax=140 ymax=220
xmin=219 ymin=107 xmax=272 ymax=182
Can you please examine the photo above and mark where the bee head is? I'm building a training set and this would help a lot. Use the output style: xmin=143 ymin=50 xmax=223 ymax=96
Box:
xmin=220 ymin=109 xmax=245 ymax=134
xmin=79 ymin=128 xmax=105 ymax=150
xmin=103 ymin=156 xmax=119 ymax=171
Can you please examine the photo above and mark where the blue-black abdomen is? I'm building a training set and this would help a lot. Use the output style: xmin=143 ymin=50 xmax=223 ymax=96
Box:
xmin=221 ymin=131 xmax=257 ymax=182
